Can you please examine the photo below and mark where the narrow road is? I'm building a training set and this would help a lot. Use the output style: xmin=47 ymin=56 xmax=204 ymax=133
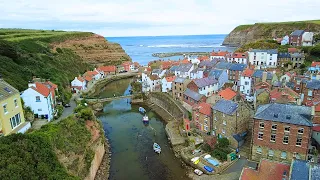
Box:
xmin=54 ymin=94 xmax=78 ymax=124
xmin=222 ymin=156 xmax=257 ymax=174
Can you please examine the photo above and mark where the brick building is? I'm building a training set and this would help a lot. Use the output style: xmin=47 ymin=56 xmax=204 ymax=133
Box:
xmin=212 ymin=99 xmax=252 ymax=148
xmin=187 ymin=77 xmax=218 ymax=97
xmin=252 ymin=104 xmax=313 ymax=162
xmin=192 ymin=102 xmax=212 ymax=134
xmin=303 ymin=79 xmax=320 ymax=105
xmin=289 ymin=30 xmax=304 ymax=46
xmin=172 ymin=77 xmax=190 ymax=101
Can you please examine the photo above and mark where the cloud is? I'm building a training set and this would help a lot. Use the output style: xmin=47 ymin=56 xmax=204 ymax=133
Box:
xmin=0 ymin=0 xmax=319 ymax=36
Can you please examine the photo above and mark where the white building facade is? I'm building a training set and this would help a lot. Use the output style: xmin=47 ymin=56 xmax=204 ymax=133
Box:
xmin=71 ymin=76 xmax=86 ymax=93
xmin=248 ymin=49 xmax=278 ymax=68
xmin=302 ymin=32 xmax=314 ymax=46
xmin=240 ymin=75 xmax=252 ymax=96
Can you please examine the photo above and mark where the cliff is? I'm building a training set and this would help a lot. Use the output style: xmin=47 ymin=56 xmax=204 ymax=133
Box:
xmin=51 ymin=34 xmax=131 ymax=66
xmin=222 ymin=20 xmax=320 ymax=46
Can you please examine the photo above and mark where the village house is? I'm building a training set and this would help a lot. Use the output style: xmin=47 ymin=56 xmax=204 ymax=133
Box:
xmin=152 ymin=68 xmax=166 ymax=78
xmin=0 ymin=79 xmax=30 ymax=136
xmin=122 ymin=61 xmax=134 ymax=72
xmin=97 ymin=65 xmax=116 ymax=77
xmin=269 ymin=87 xmax=301 ymax=105
xmin=226 ymin=52 xmax=248 ymax=64
xmin=252 ymin=70 xmax=273 ymax=85
xmin=172 ymin=77 xmax=190 ymax=101
xmin=174 ymin=63 xmax=194 ymax=79
xmin=190 ymin=68 xmax=204 ymax=79
xmin=290 ymin=52 xmax=305 ymax=68
xmin=210 ymin=51 xmax=228 ymax=60
xmin=141 ymin=73 xmax=161 ymax=92
xmin=198 ymin=60 xmax=216 ymax=70
xmin=43 ymin=81 xmax=58 ymax=107
xmin=207 ymin=69 xmax=228 ymax=89
xmin=302 ymin=79 xmax=320 ymax=105
xmin=289 ymin=30 xmax=304 ymax=46
xmin=281 ymin=35 xmax=289 ymax=45
xmin=279 ymin=72 xmax=296 ymax=83
xmin=71 ymin=76 xmax=86 ymax=93
xmin=21 ymin=82 xmax=55 ymax=121
xmin=187 ymin=55 xmax=201 ymax=65
xmin=212 ymin=99 xmax=251 ymax=148
xmin=289 ymin=75 xmax=309 ymax=94
xmin=84 ymin=75 xmax=94 ymax=89
xmin=239 ymin=159 xmax=290 ymax=180
xmin=302 ymin=31 xmax=314 ymax=46
xmin=248 ymin=49 xmax=278 ymax=68
xmin=251 ymin=103 xmax=313 ymax=162
xmin=187 ymin=77 xmax=218 ymax=97
xmin=183 ymin=88 xmax=206 ymax=106
xmin=161 ymin=76 xmax=175 ymax=93
xmin=308 ymin=62 xmax=320 ymax=73
xmin=277 ymin=52 xmax=291 ymax=67
xmin=240 ymin=68 xmax=254 ymax=96
xmin=116 ymin=65 xmax=125 ymax=73
xmin=253 ymin=82 xmax=271 ymax=109
xmin=85 ymin=69 xmax=102 ymax=81
xmin=192 ymin=102 xmax=212 ymax=134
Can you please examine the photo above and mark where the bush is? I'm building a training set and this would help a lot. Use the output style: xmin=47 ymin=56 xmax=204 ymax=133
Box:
xmin=201 ymin=143 xmax=213 ymax=152
xmin=216 ymin=137 xmax=229 ymax=149
xmin=55 ymin=105 xmax=64 ymax=119
xmin=211 ymin=148 xmax=228 ymax=161
xmin=74 ymin=105 xmax=85 ymax=113
xmin=79 ymin=108 xmax=94 ymax=120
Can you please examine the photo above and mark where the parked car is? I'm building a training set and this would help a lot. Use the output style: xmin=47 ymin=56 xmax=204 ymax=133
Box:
xmin=194 ymin=169 xmax=203 ymax=176
xmin=245 ymin=96 xmax=254 ymax=102
xmin=64 ymin=104 xmax=71 ymax=107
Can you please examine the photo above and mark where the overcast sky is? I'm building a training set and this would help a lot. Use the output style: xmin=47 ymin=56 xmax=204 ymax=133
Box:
xmin=0 ymin=0 xmax=319 ymax=37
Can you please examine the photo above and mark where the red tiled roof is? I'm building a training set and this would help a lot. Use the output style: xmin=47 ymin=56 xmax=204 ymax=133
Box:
xmin=97 ymin=65 xmax=116 ymax=72
xmin=226 ymin=52 xmax=248 ymax=59
xmin=77 ymin=76 xmax=85 ymax=82
xmin=254 ymin=82 xmax=271 ymax=90
xmin=311 ymin=61 xmax=320 ymax=67
xmin=316 ymin=104 xmax=320 ymax=111
xmin=240 ymin=159 xmax=290 ymax=180
xmin=288 ymin=48 xmax=298 ymax=53
xmin=313 ymin=126 xmax=320 ymax=132
xmin=86 ymin=70 xmax=98 ymax=76
xmin=32 ymin=82 xmax=50 ymax=97
xmin=218 ymin=88 xmax=237 ymax=100
xmin=242 ymin=68 xmax=254 ymax=77
xmin=122 ymin=61 xmax=132 ymax=66
xmin=210 ymin=51 xmax=228 ymax=57
xmin=198 ymin=56 xmax=210 ymax=61
xmin=165 ymin=76 xmax=176 ymax=82
xmin=46 ymin=81 xmax=58 ymax=89
xmin=84 ymin=76 xmax=92 ymax=81
xmin=71 ymin=86 xmax=82 ymax=91
xmin=180 ymin=59 xmax=191 ymax=64
xmin=195 ymin=102 xmax=212 ymax=116
xmin=270 ymin=87 xmax=299 ymax=102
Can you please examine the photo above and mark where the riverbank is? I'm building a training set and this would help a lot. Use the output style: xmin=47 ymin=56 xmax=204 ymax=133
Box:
xmin=152 ymin=52 xmax=210 ymax=58
xmin=94 ymin=137 xmax=111 ymax=180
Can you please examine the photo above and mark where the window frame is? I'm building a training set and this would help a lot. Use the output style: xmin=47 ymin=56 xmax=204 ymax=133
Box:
xmin=284 ymin=126 xmax=290 ymax=132
xmin=259 ymin=122 xmax=265 ymax=129
xmin=270 ymin=134 xmax=276 ymax=142
xmin=3 ymin=104 xmax=8 ymax=114
xmin=14 ymin=99 xmax=18 ymax=107
xmin=256 ymin=146 xmax=262 ymax=154
xmin=283 ymin=136 xmax=289 ymax=144
xmin=296 ymin=137 xmax=302 ymax=146
xmin=298 ymin=128 xmax=304 ymax=134
xmin=258 ymin=132 xmax=264 ymax=140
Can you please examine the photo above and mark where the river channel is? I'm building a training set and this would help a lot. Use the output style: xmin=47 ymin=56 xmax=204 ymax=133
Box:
xmin=97 ymin=78 xmax=189 ymax=180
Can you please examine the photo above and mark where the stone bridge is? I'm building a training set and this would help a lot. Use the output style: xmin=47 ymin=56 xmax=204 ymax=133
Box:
xmin=86 ymin=95 xmax=133 ymax=103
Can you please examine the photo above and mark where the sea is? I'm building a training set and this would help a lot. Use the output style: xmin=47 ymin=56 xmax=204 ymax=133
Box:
xmin=106 ymin=34 xmax=235 ymax=65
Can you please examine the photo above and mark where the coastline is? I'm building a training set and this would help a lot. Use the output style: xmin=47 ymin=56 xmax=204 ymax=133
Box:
xmin=152 ymin=52 xmax=210 ymax=58
xmin=94 ymin=137 xmax=111 ymax=180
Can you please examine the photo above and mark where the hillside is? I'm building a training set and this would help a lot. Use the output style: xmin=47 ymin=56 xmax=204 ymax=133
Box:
xmin=223 ymin=20 xmax=320 ymax=46
xmin=0 ymin=29 xmax=130 ymax=91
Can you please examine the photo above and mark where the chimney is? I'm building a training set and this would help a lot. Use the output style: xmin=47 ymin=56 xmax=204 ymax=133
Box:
xmin=262 ymin=71 xmax=268 ymax=82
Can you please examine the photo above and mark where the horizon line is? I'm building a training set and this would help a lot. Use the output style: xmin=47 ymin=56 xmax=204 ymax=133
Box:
xmin=105 ymin=33 xmax=228 ymax=38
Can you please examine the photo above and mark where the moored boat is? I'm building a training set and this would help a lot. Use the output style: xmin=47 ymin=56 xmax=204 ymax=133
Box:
xmin=153 ymin=142 xmax=161 ymax=154
xmin=139 ymin=107 xmax=146 ymax=114
xmin=142 ymin=115 xmax=149 ymax=124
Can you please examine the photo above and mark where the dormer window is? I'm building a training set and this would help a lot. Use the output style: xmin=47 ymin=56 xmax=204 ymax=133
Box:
xmin=274 ymin=114 xmax=278 ymax=118
xmin=286 ymin=115 xmax=291 ymax=120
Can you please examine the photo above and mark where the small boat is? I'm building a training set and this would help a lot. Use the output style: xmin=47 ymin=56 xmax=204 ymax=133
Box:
xmin=142 ymin=115 xmax=149 ymax=124
xmin=204 ymin=165 xmax=214 ymax=173
xmin=194 ymin=169 xmax=203 ymax=176
xmin=153 ymin=143 xmax=161 ymax=154
xmin=139 ymin=107 xmax=146 ymax=114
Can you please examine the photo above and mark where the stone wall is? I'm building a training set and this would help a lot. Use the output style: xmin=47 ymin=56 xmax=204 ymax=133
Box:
xmin=85 ymin=142 xmax=105 ymax=180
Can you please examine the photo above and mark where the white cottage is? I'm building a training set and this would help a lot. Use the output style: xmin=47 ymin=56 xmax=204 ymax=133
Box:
xmin=240 ymin=68 xmax=254 ymax=96
xmin=302 ymin=32 xmax=314 ymax=46
xmin=21 ymin=82 xmax=54 ymax=121
xmin=71 ymin=76 xmax=86 ymax=93
xmin=174 ymin=63 xmax=194 ymax=78
xmin=161 ymin=76 xmax=176 ymax=92
xmin=248 ymin=49 xmax=278 ymax=68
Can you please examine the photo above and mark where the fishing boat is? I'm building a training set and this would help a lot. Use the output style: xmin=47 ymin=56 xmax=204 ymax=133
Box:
xmin=142 ymin=115 xmax=149 ymax=124
xmin=139 ymin=107 xmax=146 ymax=114
xmin=153 ymin=143 xmax=161 ymax=154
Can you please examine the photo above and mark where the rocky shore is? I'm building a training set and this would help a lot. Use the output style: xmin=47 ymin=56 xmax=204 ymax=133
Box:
xmin=94 ymin=137 xmax=111 ymax=180
xmin=152 ymin=52 xmax=209 ymax=58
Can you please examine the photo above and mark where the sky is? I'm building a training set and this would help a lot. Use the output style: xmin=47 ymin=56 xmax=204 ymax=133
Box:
xmin=0 ymin=0 xmax=319 ymax=37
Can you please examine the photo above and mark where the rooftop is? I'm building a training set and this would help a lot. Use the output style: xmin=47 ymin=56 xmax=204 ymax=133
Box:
xmin=252 ymin=70 xmax=273 ymax=80
xmin=210 ymin=51 xmax=228 ymax=57
xmin=218 ymin=88 xmax=237 ymax=100
xmin=212 ymin=99 xmax=238 ymax=115
xmin=208 ymin=69 xmax=225 ymax=79
xmin=165 ymin=76 xmax=176 ymax=82
xmin=242 ymin=68 xmax=254 ymax=77
xmin=97 ymin=65 xmax=116 ymax=72
xmin=176 ymin=63 xmax=193 ymax=72
xmin=254 ymin=103 xmax=313 ymax=127
xmin=215 ymin=62 xmax=232 ymax=70
xmin=31 ymin=82 xmax=51 ymax=97
xmin=291 ymin=30 xmax=305 ymax=36
xmin=184 ymin=88 xmax=204 ymax=101
xmin=311 ymin=61 xmax=320 ymax=67
xmin=0 ymin=79 xmax=19 ymax=101
xmin=230 ymin=63 xmax=247 ymax=71
xmin=249 ymin=49 xmax=278 ymax=54
xmin=194 ymin=102 xmax=212 ymax=116
xmin=290 ymin=160 xmax=309 ymax=180
xmin=278 ymin=52 xmax=291 ymax=58
xmin=174 ymin=77 xmax=186 ymax=83
xmin=193 ymin=77 xmax=217 ymax=88
xmin=306 ymin=80 xmax=320 ymax=90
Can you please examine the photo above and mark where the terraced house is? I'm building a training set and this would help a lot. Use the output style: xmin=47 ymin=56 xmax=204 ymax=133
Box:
xmin=211 ymin=99 xmax=251 ymax=148
xmin=0 ymin=79 xmax=30 ymax=136
xmin=192 ymin=102 xmax=212 ymax=134
xmin=172 ymin=77 xmax=190 ymax=101
xmin=252 ymin=104 xmax=313 ymax=162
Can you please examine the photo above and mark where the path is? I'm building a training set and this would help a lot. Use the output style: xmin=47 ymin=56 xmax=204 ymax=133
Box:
xmin=222 ymin=156 xmax=257 ymax=175
xmin=86 ymin=94 xmax=133 ymax=102
xmin=54 ymin=94 xmax=78 ymax=123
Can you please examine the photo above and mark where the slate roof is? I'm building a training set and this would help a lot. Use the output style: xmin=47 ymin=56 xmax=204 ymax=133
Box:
xmin=184 ymin=88 xmax=204 ymax=101
xmin=0 ymin=79 xmax=19 ymax=101
xmin=212 ymin=99 xmax=238 ymax=115
xmin=249 ymin=49 xmax=278 ymax=54
xmin=291 ymin=53 xmax=305 ymax=58
xmin=311 ymin=164 xmax=320 ymax=180
xmin=169 ymin=66 xmax=179 ymax=72
xmin=278 ymin=52 xmax=291 ymax=58
xmin=290 ymin=160 xmax=309 ymax=180
xmin=208 ymin=69 xmax=224 ymax=79
xmin=230 ymin=63 xmax=247 ymax=71
xmin=198 ymin=60 xmax=216 ymax=68
xmin=252 ymin=70 xmax=273 ymax=80
xmin=174 ymin=77 xmax=186 ymax=83
xmin=306 ymin=80 xmax=320 ymax=90
xmin=291 ymin=30 xmax=305 ymax=36
xmin=193 ymin=77 xmax=217 ymax=88
xmin=254 ymin=103 xmax=313 ymax=127
xmin=215 ymin=62 xmax=232 ymax=70
xmin=191 ymin=68 xmax=204 ymax=73
xmin=152 ymin=69 xmax=162 ymax=74
xmin=176 ymin=63 xmax=193 ymax=72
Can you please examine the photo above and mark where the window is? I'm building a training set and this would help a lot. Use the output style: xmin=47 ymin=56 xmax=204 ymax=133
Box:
xmin=308 ymin=90 xmax=313 ymax=96
xmin=245 ymin=81 xmax=249 ymax=85
xmin=272 ymin=124 xmax=277 ymax=130
xmin=268 ymin=149 xmax=274 ymax=156
xmin=259 ymin=122 xmax=264 ymax=129
xmin=36 ymin=96 xmax=41 ymax=102
xmin=283 ymin=136 xmax=289 ymax=144
xmin=10 ymin=113 xmax=21 ymax=129
xmin=14 ymin=99 xmax=18 ymax=107
xmin=284 ymin=126 xmax=290 ymax=132
xmin=222 ymin=129 xmax=226 ymax=134
xmin=270 ymin=134 xmax=276 ymax=142
xmin=296 ymin=153 xmax=301 ymax=159
xmin=258 ymin=132 xmax=263 ymax=140
xmin=204 ymin=126 xmax=208 ymax=131
xmin=256 ymin=146 xmax=262 ymax=154
xmin=296 ymin=137 xmax=302 ymax=146
xmin=281 ymin=151 xmax=287 ymax=159
xmin=223 ymin=120 xmax=226 ymax=125
xmin=3 ymin=104 xmax=8 ymax=114
xmin=298 ymin=128 xmax=304 ymax=134
xmin=214 ymin=110 xmax=216 ymax=114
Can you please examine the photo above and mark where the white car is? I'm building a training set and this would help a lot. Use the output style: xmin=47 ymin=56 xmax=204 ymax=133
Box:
xmin=194 ymin=169 xmax=203 ymax=176
xmin=245 ymin=96 xmax=254 ymax=102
